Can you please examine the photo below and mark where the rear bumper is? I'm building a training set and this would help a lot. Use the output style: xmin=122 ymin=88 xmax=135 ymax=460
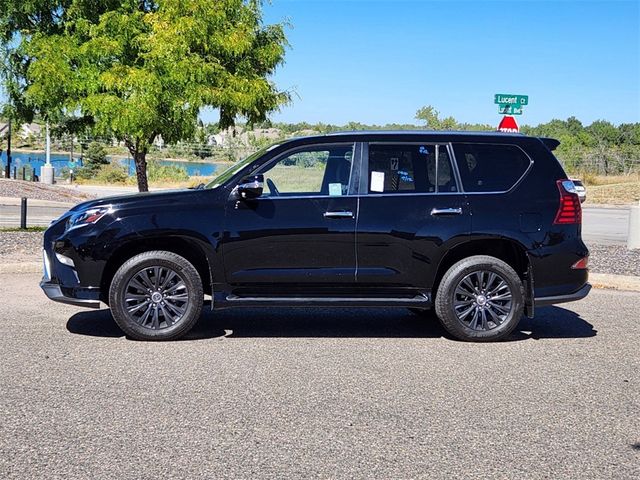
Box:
xmin=534 ymin=283 xmax=591 ymax=307
xmin=40 ymin=281 xmax=101 ymax=309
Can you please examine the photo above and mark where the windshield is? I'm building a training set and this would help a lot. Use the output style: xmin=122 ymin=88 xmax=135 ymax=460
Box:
xmin=205 ymin=144 xmax=280 ymax=189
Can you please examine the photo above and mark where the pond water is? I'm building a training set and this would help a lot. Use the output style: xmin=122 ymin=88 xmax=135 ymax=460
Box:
xmin=0 ymin=151 xmax=220 ymax=178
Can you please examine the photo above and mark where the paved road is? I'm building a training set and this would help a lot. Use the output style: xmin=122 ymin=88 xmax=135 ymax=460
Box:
xmin=1 ymin=273 xmax=638 ymax=479
xmin=582 ymin=206 xmax=630 ymax=245
xmin=0 ymin=203 xmax=69 ymax=226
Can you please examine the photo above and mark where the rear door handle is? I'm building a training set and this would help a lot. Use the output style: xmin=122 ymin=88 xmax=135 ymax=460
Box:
xmin=430 ymin=207 xmax=462 ymax=216
xmin=324 ymin=211 xmax=354 ymax=219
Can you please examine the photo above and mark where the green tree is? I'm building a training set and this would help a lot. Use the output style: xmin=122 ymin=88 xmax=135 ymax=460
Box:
xmin=79 ymin=141 xmax=108 ymax=178
xmin=1 ymin=0 xmax=290 ymax=191
xmin=415 ymin=105 xmax=458 ymax=130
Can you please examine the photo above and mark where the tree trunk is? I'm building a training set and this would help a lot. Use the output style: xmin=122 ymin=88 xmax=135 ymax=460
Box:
xmin=133 ymin=150 xmax=149 ymax=192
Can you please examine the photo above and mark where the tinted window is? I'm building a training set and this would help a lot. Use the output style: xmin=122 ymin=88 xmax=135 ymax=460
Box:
xmin=368 ymin=144 xmax=457 ymax=194
xmin=258 ymin=144 xmax=354 ymax=196
xmin=452 ymin=144 xmax=530 ymax=192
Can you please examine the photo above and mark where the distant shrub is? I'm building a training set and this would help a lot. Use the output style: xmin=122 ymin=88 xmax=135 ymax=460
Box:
xmin=147 ymin=160 xmax=189 ymax=182
xmin=94 ymin=162 xmax=129 ymax=184
xmin=76 ymin=142 xmax=109 ymax=179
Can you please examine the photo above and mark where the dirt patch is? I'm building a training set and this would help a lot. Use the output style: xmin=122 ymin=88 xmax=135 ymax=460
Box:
xmin=0 ymin=178 xmax=95 ymax=203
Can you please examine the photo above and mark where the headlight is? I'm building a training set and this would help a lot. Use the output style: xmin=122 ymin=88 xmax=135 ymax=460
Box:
xmin=66 ymin=206 xmax=112 ymax=231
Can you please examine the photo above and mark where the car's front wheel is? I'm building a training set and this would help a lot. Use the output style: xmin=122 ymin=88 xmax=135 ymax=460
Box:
xmin=109 ymin=251 xmax=204 ymax=341
xmin=435 ymin=255 xmax=524 ymax=342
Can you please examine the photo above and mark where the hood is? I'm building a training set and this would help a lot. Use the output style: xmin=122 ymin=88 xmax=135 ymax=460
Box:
xmin=69 ymin=188 xmax=198 ymax=212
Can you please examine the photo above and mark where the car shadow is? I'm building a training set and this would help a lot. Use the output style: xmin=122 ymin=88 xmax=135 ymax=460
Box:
xmin=66 ymin=304 xmax=596 ymax=341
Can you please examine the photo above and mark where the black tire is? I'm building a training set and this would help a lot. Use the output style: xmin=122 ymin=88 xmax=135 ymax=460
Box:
xmin=434 ymin=255 xmax=524 ymax=342
xmin=109 ymin=251 xmax=204 ymax=341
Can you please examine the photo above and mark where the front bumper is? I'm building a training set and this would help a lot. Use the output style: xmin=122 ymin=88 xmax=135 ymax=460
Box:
xmin=41 ymin=216 xmax=105 ymax=309
xmin=40 ymin=281 xmax=101 ymax=308
xmin=534 ymin=283 xmax=592 ymax=307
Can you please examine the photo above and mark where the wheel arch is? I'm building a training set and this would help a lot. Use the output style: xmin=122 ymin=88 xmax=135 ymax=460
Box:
xmin=432 ymin=237 xmax=533 ymax=315
xmin=100 ymin=235 xmax=213 ymax=304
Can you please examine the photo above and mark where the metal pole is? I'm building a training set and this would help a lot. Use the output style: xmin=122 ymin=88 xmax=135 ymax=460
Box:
xmin=20 ymin=197 xmax=27 ymax=229
xmin=42 ymin=122 xmax=54 ymax=184
xmin=5 ymin=119 xmax=11 ymax=179
xmin=46 ymin=122 xmax=51 ymax=164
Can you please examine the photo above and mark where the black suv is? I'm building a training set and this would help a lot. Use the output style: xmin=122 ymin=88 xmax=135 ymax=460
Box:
xmin=41 ymin=131 xmax=590 ymax=341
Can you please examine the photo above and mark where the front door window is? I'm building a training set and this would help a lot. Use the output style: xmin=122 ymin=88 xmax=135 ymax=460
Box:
xmin=258 ymin=144 xmax=354 ymax=197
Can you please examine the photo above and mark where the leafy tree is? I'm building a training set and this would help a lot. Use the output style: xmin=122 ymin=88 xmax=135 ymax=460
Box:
xmin=1 ymin=0 xmax=290 ymax=191
xmin=415 ymin=105 xmax=458 ymax=130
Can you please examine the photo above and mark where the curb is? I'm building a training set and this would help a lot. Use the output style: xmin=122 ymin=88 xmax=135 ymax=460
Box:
xmin=1 ymin=263 xmax=639 ymax=293
xmin=589 ymin=273 xmax=640 ymax=292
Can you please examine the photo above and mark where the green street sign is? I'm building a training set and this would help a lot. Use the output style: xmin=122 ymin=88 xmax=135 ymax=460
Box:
xmin=494 ymin=94 xmax=529 ymax=106
xmin=498 ymin=104 xmax=523 ymax=115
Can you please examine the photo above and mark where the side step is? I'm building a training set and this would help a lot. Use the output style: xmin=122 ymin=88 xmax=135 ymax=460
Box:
xmin=220 ymin=294 xmax=431 ymax=309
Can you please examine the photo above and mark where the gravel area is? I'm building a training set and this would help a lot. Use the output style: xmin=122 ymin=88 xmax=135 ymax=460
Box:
xmin=587 ymin=243 xmax=640 ymax=277
xmin=0 ymin=231 xmax=44 ymax=263
xmin=0 ymin=178 xmax=94 ymax=203
xmin=2 ymin=231 xmax=638 ymax=277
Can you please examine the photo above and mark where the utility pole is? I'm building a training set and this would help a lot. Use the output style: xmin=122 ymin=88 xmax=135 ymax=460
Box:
xmin=5 ymin=119 xmax=11 ymax=179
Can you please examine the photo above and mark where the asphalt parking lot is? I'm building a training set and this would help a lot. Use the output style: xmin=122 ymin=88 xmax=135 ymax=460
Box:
xmin=1 ymin=273 xmax=638 ymax=479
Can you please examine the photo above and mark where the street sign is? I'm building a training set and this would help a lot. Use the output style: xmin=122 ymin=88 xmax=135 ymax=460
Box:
xmin=494 ymin=94 xmax=529 ymax=106
xmin=498 ymin=105 xmax=523 ymax=115
xmin=497 ymin=116 xmax=519 ymax=133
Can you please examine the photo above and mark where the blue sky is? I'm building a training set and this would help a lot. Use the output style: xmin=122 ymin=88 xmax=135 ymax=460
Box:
xmin=2 ymin=1 xmax=638 ymax=127
xmin=211 ymin=0 xmax=639 ymax=126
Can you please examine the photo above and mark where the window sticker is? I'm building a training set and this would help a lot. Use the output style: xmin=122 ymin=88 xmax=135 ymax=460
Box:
xmin=371 ymin=171 xmax=385 ymax=192
xmin=419 ymin=146 xmax=429 ymax=155
xmin=390 ymin=157 xmax=399 ymax=171
xmin=328 ymin=183 xmax=343 ymax=196
xmin=398 ymin=170 xmax=413 ymax=183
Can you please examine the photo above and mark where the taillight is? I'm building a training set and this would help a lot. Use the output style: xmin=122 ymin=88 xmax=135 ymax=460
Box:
xmin=571 ymin=256 xmax=589 ymax=269
xmin=553 ymin=180 xmax=582 ymax=225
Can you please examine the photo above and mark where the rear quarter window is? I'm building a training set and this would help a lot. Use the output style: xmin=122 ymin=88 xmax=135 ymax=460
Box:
xmin=452 ymin=143 xmax=531 ymax=192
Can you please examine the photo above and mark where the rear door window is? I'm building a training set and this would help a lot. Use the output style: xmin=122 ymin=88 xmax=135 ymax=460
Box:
xmin=451 ymin=143 xmax=531 ymax=192
xmin=367 ymin=144 xmax=458 ymax=194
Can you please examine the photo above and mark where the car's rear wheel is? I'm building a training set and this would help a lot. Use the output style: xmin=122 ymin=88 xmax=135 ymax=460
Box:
xmin=109 ymin=251 xmax=203 ymax=341
xmin=435 ymin=255 xmax=524 ymax=342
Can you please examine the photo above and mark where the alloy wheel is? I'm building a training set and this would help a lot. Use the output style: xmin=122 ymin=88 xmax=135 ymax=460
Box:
xmin=124 ymin=266 xmax=189 ymax=330
xmin=453 ymin=270 xmax=513 ymax=331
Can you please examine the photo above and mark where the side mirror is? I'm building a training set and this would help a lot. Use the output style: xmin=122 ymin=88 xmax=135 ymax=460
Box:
xmin=235 ymin=174 xmax=264 ymax=199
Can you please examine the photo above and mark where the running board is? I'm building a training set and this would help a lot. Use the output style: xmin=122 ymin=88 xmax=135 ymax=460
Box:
xmin=221 ymin=294 xmax=431 ymax=308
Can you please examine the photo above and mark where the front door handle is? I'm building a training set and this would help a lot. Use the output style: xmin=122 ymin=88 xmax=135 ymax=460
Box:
xmin=324 ymin=211 xmax=354 ymax=219
xmin=430 ymin=207 xmax=462 ymax=216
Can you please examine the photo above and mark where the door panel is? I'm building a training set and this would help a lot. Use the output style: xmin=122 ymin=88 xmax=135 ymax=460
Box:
xmin=357 ymin=194 xmax=470 ymax=289
xmin=221 ymin=142 xmax=359 ymax=295
xmin=223 ymin=196 xmax=357 ymax=290
xmin=356 ymin=142 xmax=471 ymax=291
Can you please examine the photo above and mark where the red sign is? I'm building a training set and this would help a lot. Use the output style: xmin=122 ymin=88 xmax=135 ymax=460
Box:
xmin=497 ymin=116 xmax=519 ymax=133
